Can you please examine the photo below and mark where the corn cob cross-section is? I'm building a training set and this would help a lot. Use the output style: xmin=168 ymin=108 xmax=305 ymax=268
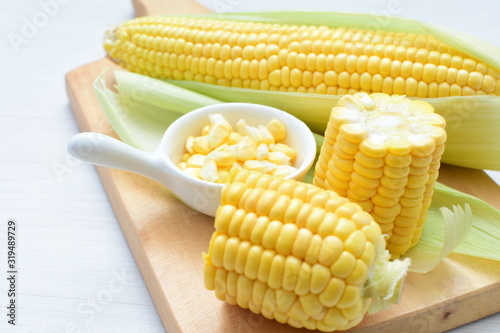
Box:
xmin=203 ymin=170 xmax=410 ymax=332
xmin=104 ymin=16 xmax=500 ymax=97
xmin=313 ymin=93 xmax=446 ymax=257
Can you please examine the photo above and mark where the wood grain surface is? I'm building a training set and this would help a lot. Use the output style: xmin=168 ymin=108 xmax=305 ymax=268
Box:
xmin=65 ymin=1 xmax=500 ymax=332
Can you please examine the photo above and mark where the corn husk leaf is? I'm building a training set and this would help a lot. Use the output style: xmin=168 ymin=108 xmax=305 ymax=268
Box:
xmin=403 ymin=204 xmax=473 ymax=273
xmin=169 ymin=81 xmax=500 ymax=170
xmin=93 ymin=70 xmax=222 ymax=151
xmin=425 ymin=183 xmax=500 ymax=261
xmin=94 ymin=70 xmax=500 ymax=273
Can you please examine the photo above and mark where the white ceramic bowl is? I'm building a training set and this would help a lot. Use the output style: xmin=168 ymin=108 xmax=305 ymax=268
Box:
xmin=67 ymin=103 xmax=317 ymax=216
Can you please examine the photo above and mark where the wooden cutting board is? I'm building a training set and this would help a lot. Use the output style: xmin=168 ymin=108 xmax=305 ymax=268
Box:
xmin=66 ymin=1 xmax=500 ymax=332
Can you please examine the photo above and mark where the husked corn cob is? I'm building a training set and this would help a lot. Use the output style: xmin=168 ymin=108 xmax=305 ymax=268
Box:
xmin=104 ymin=16 xmax=500 ymax=97
xmin=313 ymin=93 xmax=446 ymax=257
xmin=203 ymin=170 xmax=410 ymax=332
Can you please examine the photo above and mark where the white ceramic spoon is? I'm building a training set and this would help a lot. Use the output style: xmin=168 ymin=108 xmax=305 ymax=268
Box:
xmin=67 ymin=103 xmax=317 ymax=217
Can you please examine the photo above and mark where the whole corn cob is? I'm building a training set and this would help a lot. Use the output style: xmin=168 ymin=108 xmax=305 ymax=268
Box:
xmin=313 ymin=92 xmax=446 ymax=257
xmin=104 ymin=16 xmax=500 ymax=97
xmin=203 ymin=170 xmax=410 ymax=332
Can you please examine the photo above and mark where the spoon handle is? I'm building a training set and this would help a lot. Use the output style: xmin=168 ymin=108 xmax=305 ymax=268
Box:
xmin=67 ymin=132 xmax=165 ymax=180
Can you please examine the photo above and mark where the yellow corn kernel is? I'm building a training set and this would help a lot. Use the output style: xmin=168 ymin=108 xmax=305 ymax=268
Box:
xmin=201 ymin=124 xmax=211 ymax=136
xmin=269 ymin=165 xmax=298 ymax=178
xmin=212 ymin=143 xmax=229 ymax=152
xmin=267 ymin=151 xmax=291 ymax=165
xmin=267 ymin=118 xmax=286 ymax=140
xmin=208 ymin=150 xmax=236 ymax=167
xmin=184 ymin=167 xmax=201 ymax=179
xmin=244 ymin=160 xmax=276 ymax=173
xmin=236 ymin=118 xmax=250 ymax=136
xmin=193 ymin=136 xmax=212 ymax=155
xmin=228 ymin=132 xmax=243 ymax=145
xmin=245 ymin=125 xmax=261 ymax=144
xmin=185 ymin=136 xmax=195 ymax=154
xmin=268 ymin=254 xmax=285 ymax=289
xmin=208 ymin=123 xmax=231 ymax=148
xmin=233 ymin=137 xmax=257 ymax=161
xmin=330 ymin=251 xmax=356 ymax=278
xmin=216 ymin=170 xmax=231 ymax=184
xmin=258 ymin=125 xmax=275 ymax=145
xmin=270 ymin=143 xmax=296 ymax=159
xmin=186 ymin=154 xmax=206 ymax=168
xmin=231 ymin=161 xmax=244 ymax=172
xmin=255 ymin=143 xmax=269 ymax=160
xmin=299 ymin=294 xmax=323 ymax=318
xmin=200 ymin=159 xmax=218 ymax=182
xmin=209 ymin=113 xmax=232 ymax=132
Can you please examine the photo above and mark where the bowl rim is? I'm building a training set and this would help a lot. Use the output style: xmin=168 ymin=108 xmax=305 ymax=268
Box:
xmin=158 ymin=102 xmax=317 ymax=188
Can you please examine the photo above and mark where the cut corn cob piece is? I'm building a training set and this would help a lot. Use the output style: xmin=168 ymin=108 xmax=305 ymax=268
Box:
xmin=203 ymin=170 xmax=410 ymax=332
xmin=105 ymin=16 xmax=500 ymax=98
xmin=178 ymin=113 xmax=297 ymax=182
xmin=313 ymin=93 xmax=446 ymax=257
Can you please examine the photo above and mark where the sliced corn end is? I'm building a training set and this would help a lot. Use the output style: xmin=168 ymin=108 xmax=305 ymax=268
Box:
xmin=313 ymin=93 xmax=446 ymax=257
xmin=203 ymin=170 xmax=410 ymax=331
xmin=105 ymin=16 xmax=499 ymax=97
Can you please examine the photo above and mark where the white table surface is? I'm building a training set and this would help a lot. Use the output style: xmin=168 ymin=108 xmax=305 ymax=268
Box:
xmin=0 ymin=0 xmax=499 ymax=332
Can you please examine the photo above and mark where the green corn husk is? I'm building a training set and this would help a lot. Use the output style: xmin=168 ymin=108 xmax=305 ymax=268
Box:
xmin=94 ymin=70 xmax=221 ymax=149
xmin=170 ymin=81 xmax=500 ymax=170
xmin=93 ymin=70 xmax=500 ymax=273
xmin=109 ymin=11 xmax=500 ymax=170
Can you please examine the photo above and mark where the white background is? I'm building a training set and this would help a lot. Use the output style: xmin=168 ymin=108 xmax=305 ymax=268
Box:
xmin=0 ymin=0 xmax=499 ymax=332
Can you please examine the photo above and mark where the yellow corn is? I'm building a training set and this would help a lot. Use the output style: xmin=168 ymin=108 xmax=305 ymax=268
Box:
xmin=203 ymin=170 xmax=410 ymax=332
xmin=105 ymin=16 xmax=500 ymax=97
xmin=313 ymin=92 xmax=446 ymax=257
xmin=179 ymin=113 xmax=297 ymax=182
xmin=200 ymin=159 xmax=218 ymax=182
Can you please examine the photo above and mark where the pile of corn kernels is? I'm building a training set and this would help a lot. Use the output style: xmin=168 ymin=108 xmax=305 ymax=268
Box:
xmin=178 ymin=113 xmax=297 ymax=183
